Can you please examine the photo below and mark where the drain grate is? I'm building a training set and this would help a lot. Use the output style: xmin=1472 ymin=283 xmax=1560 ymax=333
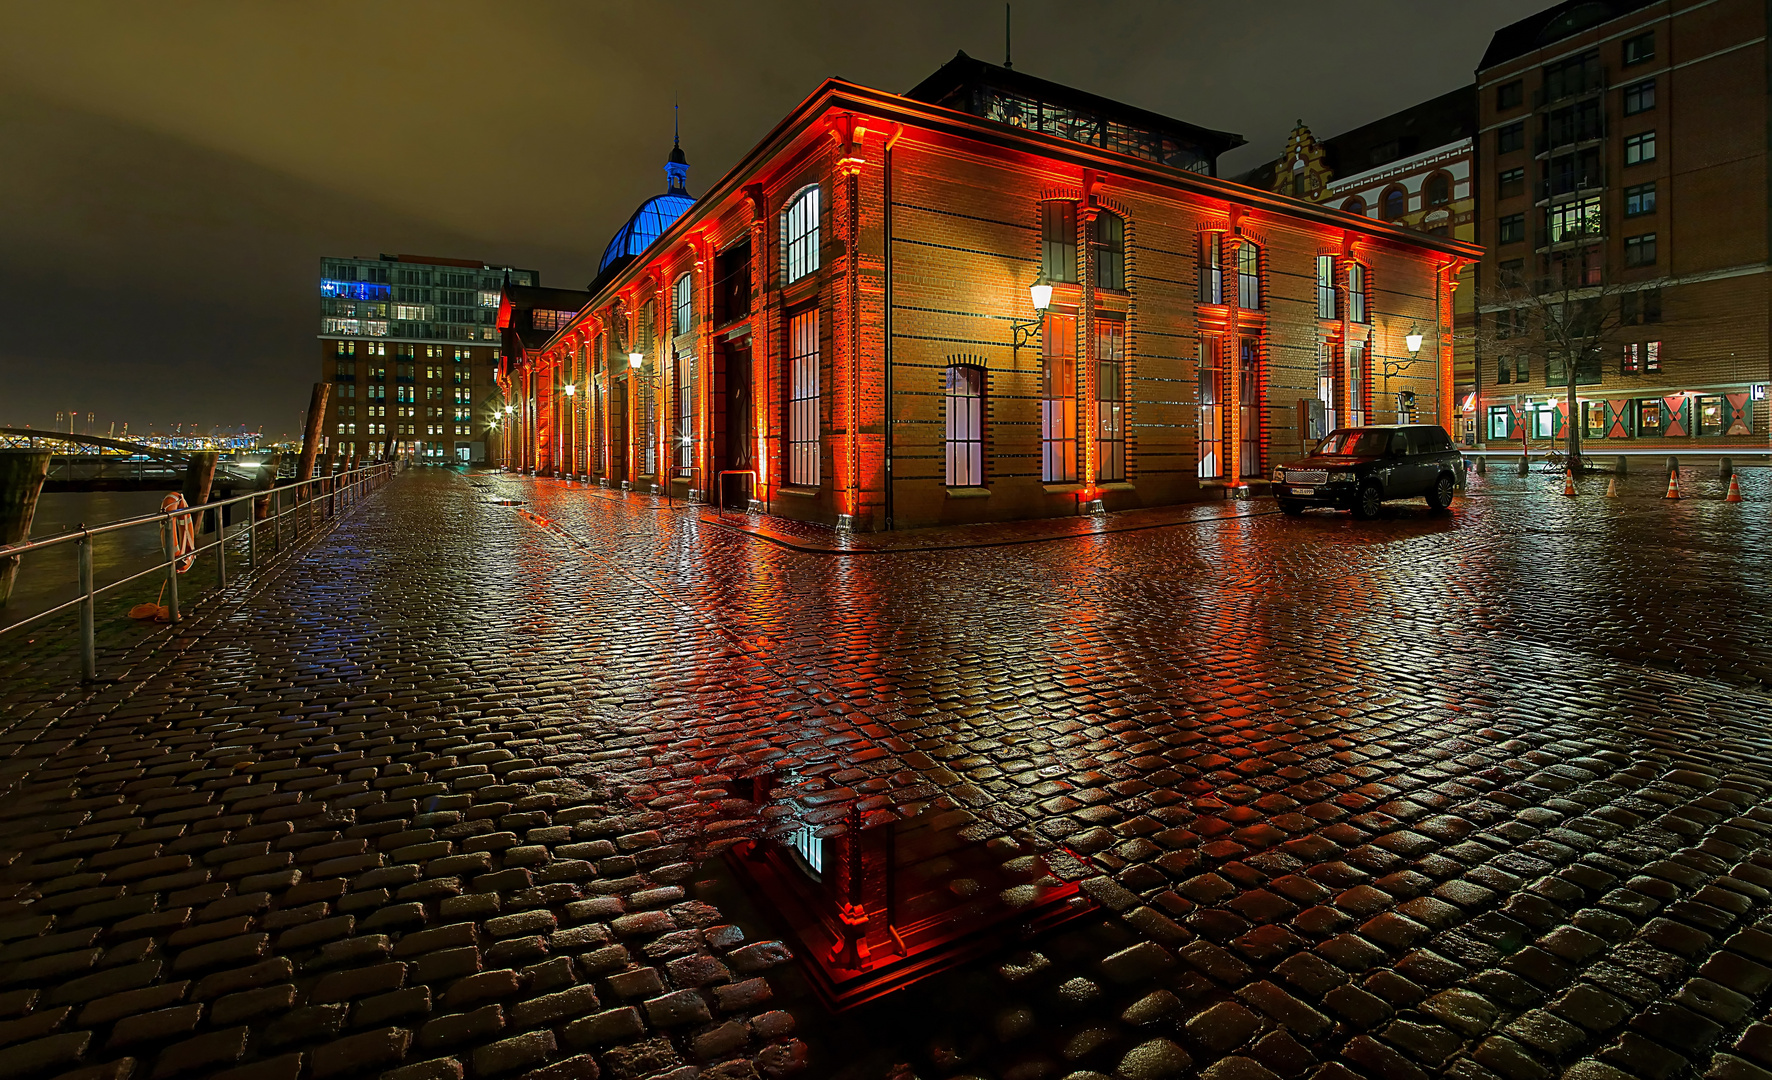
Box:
xmin=490 ymin=498 xmax=524 ymax=506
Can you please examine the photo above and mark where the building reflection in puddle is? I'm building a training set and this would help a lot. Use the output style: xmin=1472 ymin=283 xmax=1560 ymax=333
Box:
xmin=725 ymin=774 xmax=1094 ymax=1010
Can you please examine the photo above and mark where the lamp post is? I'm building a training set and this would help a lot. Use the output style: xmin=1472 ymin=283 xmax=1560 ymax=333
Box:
xmin=562 ymin=382 xmax=577 ymax=481
xmin=1010 ymin=271 xmax=1052 ymax=363
xmin=626 ymin=352 xmax=668 ymax=503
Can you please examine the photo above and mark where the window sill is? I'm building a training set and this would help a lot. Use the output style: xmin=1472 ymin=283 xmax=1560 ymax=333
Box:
xmin=1099 ymin=482 xmax=1136 ymax=491
xmin=777 ymin=485 xmax=819 ymax=498
xmin=945 ymin=486 xmax=991 ymax=499
xmin=1042 ymin=483 xmax=1083 ymax=495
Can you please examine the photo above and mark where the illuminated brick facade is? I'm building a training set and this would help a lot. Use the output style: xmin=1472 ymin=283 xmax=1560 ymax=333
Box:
xmin=504 ymin=57 xmax=1475 ymax=530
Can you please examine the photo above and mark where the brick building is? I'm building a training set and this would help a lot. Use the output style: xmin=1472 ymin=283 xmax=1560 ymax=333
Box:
xmin=320 ymin=254 xmax=536 ymax=466
xmin=1475 ymin=0 xmax=1771 ymax=454
xmin=1242 ymin=89 xmax=1482 ymax=443
xmin=503 ymin=53 xmax=1476 ymax=530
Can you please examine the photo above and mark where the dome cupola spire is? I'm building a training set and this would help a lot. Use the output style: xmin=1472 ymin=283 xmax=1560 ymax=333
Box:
xmin=665 ymin=99 xmax=689 ymax=194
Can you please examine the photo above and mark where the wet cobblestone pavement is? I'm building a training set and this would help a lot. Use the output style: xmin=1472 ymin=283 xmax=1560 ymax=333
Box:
xmin=4 ymin=465 xmax=1772 ymax=1080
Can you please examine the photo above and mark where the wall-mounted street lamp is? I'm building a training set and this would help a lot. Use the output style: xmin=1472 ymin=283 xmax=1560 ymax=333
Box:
xmin=1011 ymin=271 xmax=1052 ymax=359
xmin=628 ymin=352 xmax=644 ymax=369
xmin=562 ymin=383 xmax=575 ymax=397
xmin=1405 ymin=324 xmax=1425 ymax=356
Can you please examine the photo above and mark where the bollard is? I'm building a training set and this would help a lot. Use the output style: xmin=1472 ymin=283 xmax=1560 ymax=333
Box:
xmin=1474 ymin=456 xmax=1486 ymax=476
xmin=1517 ymin=454 xmax=1529 ymax=477
xmin=1667 ymin=455 xmax=1680 ymax=478
xmin=0 ymin=449 xmax=52 ymax=607
xmin=1720 ymin=457 xmax=1734 ymax=482
xmin=1615 ymin=455 xmax=1628 ymax=476
xmin=182 ymin=451 xmax=219 ymax=534
xmin=77 ymin=530 xmax=95 ymax=682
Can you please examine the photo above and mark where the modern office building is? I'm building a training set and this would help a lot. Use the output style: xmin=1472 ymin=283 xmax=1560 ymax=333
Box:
xmin=1474 ymin=0 xmax=1770 ymax=453
xmin=319 ymin=254 xmax=538 ymax=465
xmin=502 ymin=52 xmax=1476 ymax=530
xmin=1242 ymin=89 xmax=1481 ymax=442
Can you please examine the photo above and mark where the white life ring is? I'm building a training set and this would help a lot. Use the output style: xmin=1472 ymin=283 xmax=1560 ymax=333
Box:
xmin=160 ymin=493 xmax=198 ymax=573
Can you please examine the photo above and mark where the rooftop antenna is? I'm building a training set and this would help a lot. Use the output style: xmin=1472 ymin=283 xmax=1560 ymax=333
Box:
xmin=673 ymin=93 xmax=680 ymax=150
xmin=1004 ymin=4 xmax=1013 ymax=69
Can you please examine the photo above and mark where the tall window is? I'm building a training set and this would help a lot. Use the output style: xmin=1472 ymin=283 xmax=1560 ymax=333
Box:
xmin=1381 ymin=187 xmax=1407 ymax=220
xmin=1236 ymin=242 xmax=1261 ymax=309
xmin=1093 ymin=211 xmax=1125 ymax=291
xmin=1198 ymin=234 xmax=1223 ymax=304
xmin=1041 ymin=312 xmax=1077 ymax=482
xmin=786 ymin=308 xmax=820 ymax=485
xmin=944 ymin=365 xmax=985 ymax=487
xmin=1197 ymin=337 xmax=1222 ymax=479
xmin=1095 ymin=319 xmax=1125 ymax=482
xmin=1625 ymin=131 xmax=1656 ymax=166
xmin=1238 ymin=337 xmax=1261 ymax=476
xmin=1041 ymin=202 xmax=1077 ymax=284
xmin=1347 ymin=341 xmax=1367 ymax=426
xmin=1316 ymin=341 xmax=1338 ymax=435
xmin=1349 ymin=263 xmax=1368 ymax=324
xmin=783 ymin=186 xmax=821 ymax=283
xmin=1315 ymin=256 xmax=1336 ymax=320
xmin=1425 ymin=173 xmax=1452 ymax=206
xmin=673 ymin=274 xmax=694 ymax=337
xmin=675 ymin=349 xmax=695 ymax=475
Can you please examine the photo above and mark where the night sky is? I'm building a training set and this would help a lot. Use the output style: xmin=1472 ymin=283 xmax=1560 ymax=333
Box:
xmin=0 ymin=1 xmax=1546 ymax=440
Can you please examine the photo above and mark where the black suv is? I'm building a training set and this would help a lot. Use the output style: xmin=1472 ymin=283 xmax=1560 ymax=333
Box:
xmin=1273 ymin=424 xmax=1462 ymax=518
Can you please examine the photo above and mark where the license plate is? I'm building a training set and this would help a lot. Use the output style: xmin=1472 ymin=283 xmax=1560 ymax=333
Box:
xmin=1290 ymin=486 xmax=1315 ymax=495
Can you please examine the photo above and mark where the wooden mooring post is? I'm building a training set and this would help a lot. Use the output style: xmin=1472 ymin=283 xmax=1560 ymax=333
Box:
xmin=0 ymin=450 xmax=52 ymax=607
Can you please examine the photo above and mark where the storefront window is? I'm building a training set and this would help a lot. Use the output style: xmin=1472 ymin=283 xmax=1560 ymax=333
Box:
xmin=1488 ymin=407 xmax=1511 ymax=440
xmin=1637 ymin=399 xmax=1663 ymax=435
xmin=1531 ymin=407 xmax=1555 ymax=439
xmin=1584 ymin=401 xmax=1607 ymax=437
xmin=1698 ymin=396 xmax=1725 ymax=436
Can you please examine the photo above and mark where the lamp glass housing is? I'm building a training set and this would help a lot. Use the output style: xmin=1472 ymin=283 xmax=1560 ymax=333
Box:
xmin=628 ymin=352 xmax=644 ymax=368
xmin=1029 ymin=282 xmax=1053 ymax=312
xmin=1405 ymin=332 xmax=1425 ymax=354
xmin=562 ymin=383 xmax=575 ymax=396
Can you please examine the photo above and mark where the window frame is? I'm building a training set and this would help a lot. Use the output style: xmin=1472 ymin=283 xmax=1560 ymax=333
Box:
xmin=1095 ymin=317 xmax=1126 ymax=483
xmin=1624 ymin=131 xmax=1657 ymax=166
xmin=1235 ymin=242 xmax=1261 ymax=310
xmin=1198 ymin=233 xmax=1223 ymax=304
xmin=1348 ymin=262 xmax=1369 ymax=324
xmin=1041 ymin=311 xmax=1077 ymax=483
xmin=781 ymin=184 xmax=822 ymax=285
xmin=1380 ymin=185 xmax=1408 ymax=221
xmin=1424 ymin=172 xmax=1453 ymax=207
xmin=1497 ymin=121 xmax=1526 ymax=154
xmin=943 ymin=363 xmax=986 ymax=487
xmin=1623 ymin=79 xmax=1655 ymax=116
xmin=1496 ymin=80 xmax=1523 ymax=110
xmin=785 ymin=307 xmax=820 ymax=486
xmin=1340 ymin=196 xmax=1366 ymax=216
xmin=1624 ymin=181 xmax=1656 ymax=217
xmin=1499 ymin=214 xmax=1526 ymax=245
xmin=672 ymin=273 xmax=694 ymax=337
xmin=1315 ymin=256 xmax=1336 ymax=320
xmin=1041 ymin=201 xmax=1078 ymax=285
xmin=1623 ymin=31 xmax=1655 ymax=66
xmin=1624 ymin=233 xmax=1657 ymax=267
xmin=1093 ymin=211 xmax=1126 ymax=291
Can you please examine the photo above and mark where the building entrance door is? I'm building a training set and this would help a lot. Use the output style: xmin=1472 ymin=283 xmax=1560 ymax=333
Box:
xmin=718 ymin=343 xmax=753 ymax=509
xmin=611 ymin=379 xmax=629 ymax=485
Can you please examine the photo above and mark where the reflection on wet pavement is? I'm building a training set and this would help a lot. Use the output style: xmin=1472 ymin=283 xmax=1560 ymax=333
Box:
xmin=3 ymin=465 xmax=1772 ymax=1080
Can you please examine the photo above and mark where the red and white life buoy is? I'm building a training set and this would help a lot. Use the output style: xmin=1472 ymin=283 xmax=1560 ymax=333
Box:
xmin=160 ymin=493 xmax=198 ymax=573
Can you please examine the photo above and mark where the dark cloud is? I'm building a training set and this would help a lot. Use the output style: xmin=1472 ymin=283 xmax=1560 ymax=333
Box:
xmin=0 ymin=0 xmax=1545 ymax=436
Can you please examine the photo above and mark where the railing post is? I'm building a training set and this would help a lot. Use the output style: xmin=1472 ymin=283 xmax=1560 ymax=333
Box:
xmin=162 ymin=511 xmax=181 ymax=623
xmin=77 ymin=530 xmax=95 ymax=682
xmin=216 ymin=515 xmax=227 ymax=588
xmin=272 ymin=488 xmax=281 ymax=553
xmin=247 ymin=500 xmax=257 ymax=570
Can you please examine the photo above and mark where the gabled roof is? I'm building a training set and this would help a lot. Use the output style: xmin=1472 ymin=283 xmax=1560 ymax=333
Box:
xmin=1479 ymin=0 xmax=1662 ymax=70
xmin=1237 ymin=86 xmax=1476 ymax=192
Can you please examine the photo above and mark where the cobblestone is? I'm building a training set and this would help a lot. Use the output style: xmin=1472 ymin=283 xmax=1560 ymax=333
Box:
xmin=7 ymin=471 xmax=1772 ymax=1078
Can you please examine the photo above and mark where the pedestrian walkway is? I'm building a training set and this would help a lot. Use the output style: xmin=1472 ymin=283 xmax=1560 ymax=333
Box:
xmin=3 ymin=468 xmax=1772 ymax=1080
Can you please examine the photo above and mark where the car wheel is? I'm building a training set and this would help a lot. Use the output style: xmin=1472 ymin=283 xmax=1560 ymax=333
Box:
xmin=1426 ymin=473 xmax=1455 ymax=512
xmin=1278 ymin=499 xmax=1305 ymax=516
xmin=1352 ymin=481 xmax=1384 ymax=520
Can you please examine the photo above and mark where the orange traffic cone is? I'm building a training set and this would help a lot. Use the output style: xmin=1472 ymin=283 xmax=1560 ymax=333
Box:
xmin=1665 ymin=470 xmax=1681 ymax=500
xmin=1605 ymin=477 xmax=1617 ymax=498
xmin=1562 ymin=469 xmax=1577 ymax=497
xmin=1727 ymin=474 xmax=1742 ymax=502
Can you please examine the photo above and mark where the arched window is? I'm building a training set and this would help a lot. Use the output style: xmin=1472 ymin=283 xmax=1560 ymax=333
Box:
xmin=944 ymin=364 xmax=985 ymax=487
xmin=1093 ymin=211 xmax=1125 ymax=291
xmin=1425 ymin=172 xmax=1452 ymax=206
xmin=1342 ymin=197 xmax=1367 ymax=215
xmin=1381 ymin=186 xmax=1408 ymax=221
xmin=782 ymin=185 xmax=821 ymax=283
xmin=672 ymin=274 xmax=693 ymax=336
xmin=1236 ymin=241 xmax=1261 ymax=309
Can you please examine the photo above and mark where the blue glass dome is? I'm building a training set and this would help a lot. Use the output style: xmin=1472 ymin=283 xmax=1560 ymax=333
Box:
xmin=597 ymin=143 xmax=694 ymax=273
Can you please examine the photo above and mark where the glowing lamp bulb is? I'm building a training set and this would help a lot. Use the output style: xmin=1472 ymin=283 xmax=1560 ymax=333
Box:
xmin=628 ymin=352 xmax=644 ymax=369
xmin=1029 ymin=282 xmax=1053 ymax=312
xmin=1405 ymin=327 xmax=1424 ymax=355
xmin=505 ymin=405 xmax=514 ymax=414
xmin=562 ymin=383 xmax=575 ymax=396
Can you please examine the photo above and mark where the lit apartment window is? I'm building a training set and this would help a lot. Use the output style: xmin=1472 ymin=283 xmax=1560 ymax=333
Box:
xmin=1646 ymin=340 xmax=1661 ymax=372
xmin=1623 ymin=343 xmax=1640 ymax=374
xmin=1041 ymin=312 xmax=1076 ymax=483
xmin=1624 ymin=79 xmax=1655 ymax=116
xmin=1042 ymin=202 xmax=1077 ymax=284
xmin=1315 ymin=256 xmax=1335 ymax=320
xmin=1096 ymin=319 xmax=1126 ymax=482
xmin=1624 ymin=182 xmax=1656 ymax=216
xmin=1625 ymin=233 xmax=1657 ymax=267
xmin=1198 ymin=234 xmax=1223 ymax=304
xmin=785 ymin=308 xmax=819 ymax=485
xmin=1236 ymin=242 xmax=1261 ymax=309
xmin=1546 ymin=197 xmax=1603 ymax=243
xmin=782 ymin=186 xmax=821 ymax=284
xmin=944 ymin=364 xmax=985 ymax=487
xmin=1625 ymin=131 xmax=1656 ymax=166
xmin=1093 ymin=211 xmax=1125 ymax=291
xmin=1348 ymin=263 xmax=1369 ymax=324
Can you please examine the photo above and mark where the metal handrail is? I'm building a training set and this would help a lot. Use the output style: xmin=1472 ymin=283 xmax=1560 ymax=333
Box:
xmin=0 ymin=460 xmax=403 ymax=682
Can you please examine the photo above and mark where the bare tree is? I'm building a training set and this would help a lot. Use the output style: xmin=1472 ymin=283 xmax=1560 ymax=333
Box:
xmin=1474 ymin=253 xmax=1646 ymax=477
